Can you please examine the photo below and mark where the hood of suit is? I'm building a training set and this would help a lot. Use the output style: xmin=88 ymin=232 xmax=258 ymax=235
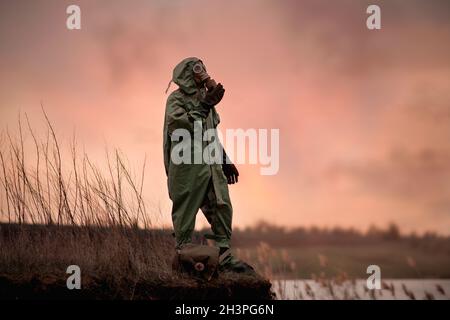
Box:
xmin=172 ymin=57 xmax=201 ymax=95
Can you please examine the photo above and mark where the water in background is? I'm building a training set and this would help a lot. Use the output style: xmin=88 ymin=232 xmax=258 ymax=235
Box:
xmin=273 ymin=279 xmax=450 ymax=300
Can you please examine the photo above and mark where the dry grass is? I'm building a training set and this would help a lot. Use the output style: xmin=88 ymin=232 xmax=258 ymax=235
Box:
xmin=0 ymin=110 xmax=273 ymax=299
xmin=0 ymin=107 xmax=151 ymax=228
xmin=0 ymin=109 xmax=181 ymax=298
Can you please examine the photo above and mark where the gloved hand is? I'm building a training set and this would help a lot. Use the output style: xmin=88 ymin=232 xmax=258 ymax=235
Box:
xmin=201 ymin=83 xmax=225 ymax=107
xmin=222 ymin=162 xmax=239 ymax=184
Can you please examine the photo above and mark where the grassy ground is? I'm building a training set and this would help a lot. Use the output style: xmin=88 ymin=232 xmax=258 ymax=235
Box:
xmin=0 ymin=115 xmax=274 ymax=299
xmin=0 ymin=223 xmax=273 ymax=300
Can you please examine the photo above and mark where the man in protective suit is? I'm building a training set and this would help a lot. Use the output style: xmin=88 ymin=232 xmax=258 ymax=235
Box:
xmin=163 ymin=57 xmax=253 ymax=273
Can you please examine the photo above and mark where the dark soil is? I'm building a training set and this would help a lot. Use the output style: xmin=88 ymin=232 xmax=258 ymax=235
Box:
xmin=0 ymin=273 xmax=274 ymax=300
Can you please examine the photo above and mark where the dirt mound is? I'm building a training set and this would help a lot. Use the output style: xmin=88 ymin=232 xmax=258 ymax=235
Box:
xmin=0 ymin=273 xmax=274 ymax=300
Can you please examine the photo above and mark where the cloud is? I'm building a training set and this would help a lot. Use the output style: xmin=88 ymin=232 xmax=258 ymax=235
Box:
xmin=328 ymin=148 xmax=450 ymax=199
xmin=1 ymin=0 xmax=450 ymax=233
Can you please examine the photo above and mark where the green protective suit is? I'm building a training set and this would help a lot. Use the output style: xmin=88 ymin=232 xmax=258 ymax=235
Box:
xmin=163 ymin=57 xmax=233 ymax=250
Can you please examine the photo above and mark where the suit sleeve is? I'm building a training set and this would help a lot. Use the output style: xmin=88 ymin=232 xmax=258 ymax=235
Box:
xmin=166 ymin=94 xmax=210 ymax=135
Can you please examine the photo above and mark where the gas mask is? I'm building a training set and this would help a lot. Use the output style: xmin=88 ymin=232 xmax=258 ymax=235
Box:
xmin=193 ymin=61 xmax=217 ymax=91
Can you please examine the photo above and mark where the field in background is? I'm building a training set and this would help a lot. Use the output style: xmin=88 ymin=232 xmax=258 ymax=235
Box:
xmin=228 ymin=220 xmax=450 ymax=280
xmin=235 ymin=242 xmax=450 ymax=279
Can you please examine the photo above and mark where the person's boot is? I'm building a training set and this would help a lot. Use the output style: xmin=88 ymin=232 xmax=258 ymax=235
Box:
xmin=218 ymin=247 xmax=256 ymax=275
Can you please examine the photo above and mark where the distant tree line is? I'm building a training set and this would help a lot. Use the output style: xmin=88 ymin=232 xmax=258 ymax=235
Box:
xmin=221 ymin=221 xmax=450 ymax=253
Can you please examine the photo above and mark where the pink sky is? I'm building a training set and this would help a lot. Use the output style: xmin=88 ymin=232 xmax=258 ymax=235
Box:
xmin=1 ymin=0 xmax=450 ymax=234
